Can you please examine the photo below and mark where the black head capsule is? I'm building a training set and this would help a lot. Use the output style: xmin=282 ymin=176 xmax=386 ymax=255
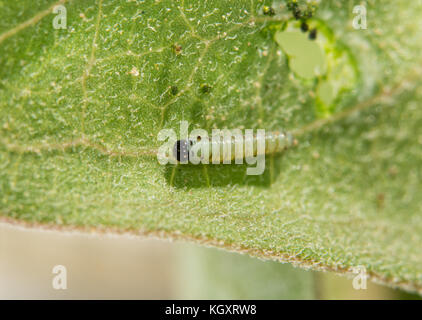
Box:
xmin=173 ymin=139 xmax=191 ymax=163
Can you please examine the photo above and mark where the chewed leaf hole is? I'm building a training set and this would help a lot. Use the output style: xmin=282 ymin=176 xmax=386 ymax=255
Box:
xmin=274 ymin=19 xmax=359 ymax=117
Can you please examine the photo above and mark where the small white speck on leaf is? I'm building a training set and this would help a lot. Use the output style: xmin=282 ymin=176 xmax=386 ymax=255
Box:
xmin=129 ymin=66 xmax=139 ymax=77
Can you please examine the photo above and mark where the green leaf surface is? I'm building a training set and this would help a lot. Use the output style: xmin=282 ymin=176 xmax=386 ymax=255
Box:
xmin=1 ymin=0 xmax=421 ymax=294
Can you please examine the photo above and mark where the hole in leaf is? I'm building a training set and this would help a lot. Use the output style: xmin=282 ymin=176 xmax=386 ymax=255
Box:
xmin=274 ymin=19 xmax=359 ymax=117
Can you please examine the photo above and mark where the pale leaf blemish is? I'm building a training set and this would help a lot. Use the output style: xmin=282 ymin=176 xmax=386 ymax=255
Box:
xmin=129 ymin=66 xmax=139 ymax=77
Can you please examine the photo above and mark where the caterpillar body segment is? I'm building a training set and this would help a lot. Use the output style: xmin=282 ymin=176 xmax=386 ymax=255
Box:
xmin=172 ymin=131 xmax=297 ymax=163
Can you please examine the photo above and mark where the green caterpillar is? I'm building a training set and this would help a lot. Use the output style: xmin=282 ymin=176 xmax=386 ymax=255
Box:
xmin=173 ymin=131 xmax=297 ymax=163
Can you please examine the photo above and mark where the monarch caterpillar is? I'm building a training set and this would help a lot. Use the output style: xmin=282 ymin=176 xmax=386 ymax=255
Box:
xmin=173 ymin=130 xmax=297 ymax=163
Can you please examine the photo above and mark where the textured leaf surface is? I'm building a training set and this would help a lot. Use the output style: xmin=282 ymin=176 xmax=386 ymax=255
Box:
xmin=1 ymin=0 xmax=421 ymax=293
